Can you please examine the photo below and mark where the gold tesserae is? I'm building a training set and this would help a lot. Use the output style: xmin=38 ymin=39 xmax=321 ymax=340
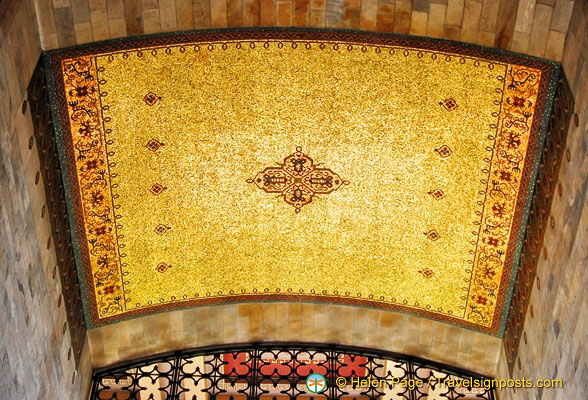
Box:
xmin=48 ymin=30 xmax=554 ymax=333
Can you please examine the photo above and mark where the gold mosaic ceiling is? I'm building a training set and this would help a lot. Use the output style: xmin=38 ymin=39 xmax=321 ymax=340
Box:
xmin=48 ymin=30 xmax=555 ymax=333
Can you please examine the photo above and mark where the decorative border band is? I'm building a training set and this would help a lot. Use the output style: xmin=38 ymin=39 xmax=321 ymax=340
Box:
xmin=502 ymin=71 xmax=573 ymax=374
xmin=42 ymin=28 xmax=561 ymax=336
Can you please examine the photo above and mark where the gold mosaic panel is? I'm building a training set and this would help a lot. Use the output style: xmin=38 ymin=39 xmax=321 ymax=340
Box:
xmin=54 ymin=34 xmax=547 ymax=332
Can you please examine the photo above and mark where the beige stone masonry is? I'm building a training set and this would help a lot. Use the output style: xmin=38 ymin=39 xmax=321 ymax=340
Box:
xmin=88 ymin=302 xmax=503 ymax=376
xmin=32 ymin=0 xmax=571 ymax=60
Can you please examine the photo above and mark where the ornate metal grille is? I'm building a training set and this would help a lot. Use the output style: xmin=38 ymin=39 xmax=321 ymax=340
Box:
xmin=90 ymin=343 xmax=496 ymax=399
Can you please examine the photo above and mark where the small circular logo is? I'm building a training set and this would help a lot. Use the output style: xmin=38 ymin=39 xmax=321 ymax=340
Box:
xmin=306 ymin=373 xmax=327 ymax=394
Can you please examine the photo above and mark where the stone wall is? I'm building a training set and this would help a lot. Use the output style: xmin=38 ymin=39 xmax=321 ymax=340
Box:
xmin=34 ymin=0 xmax=573 ymax=60
xmin=88 ymin=302 xmax=502 ymax=376
xmin=495 ymin=1 xmax=588 ymax=400
xmin=0 ymin=0 xmax=92 ymax=399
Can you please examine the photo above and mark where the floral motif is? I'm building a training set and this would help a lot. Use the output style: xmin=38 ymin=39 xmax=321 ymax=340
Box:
xmin=434 ymin=145 xmax=453 ymax=158
xmin=154 ymin=224 xmax=171 ymax=235
xmin=103 ymin=285 xmax=117 ymax=295
xmin=439 ymin=98 xmax=458 ymax=111
xmin=419 ymin=268 xmax=435 ymax=278
xmin=467 ymin=65 xmax=541 ymax=327
xmin=143 ymin=92 xmax=161 ymax=106
xmin=146 ymin=139 xmax=164 ymax=152
xmin=428 ymin=189 xmax=445 ymax=200
xmin=62 ymin=56 xmax=122 ymax=318
xmin=150 ymin=183 xmax=167 ymax=195
xmin=424 ymin=229 xmax=441 ymax=241
xmin=247 ymin=147 xmax=349 ymax=213
xmin=155 ymin=263 xmax=171 ymax=273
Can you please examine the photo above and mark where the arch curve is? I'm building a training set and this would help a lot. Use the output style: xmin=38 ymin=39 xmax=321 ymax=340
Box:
xmin=88 ymin=302 xmax=502 ymax=376
xmin=89 ymin=340 xmax=497 ymax=399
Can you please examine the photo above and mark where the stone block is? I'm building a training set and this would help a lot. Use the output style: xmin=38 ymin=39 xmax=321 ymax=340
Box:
xmin=445 ymin=0 xmax=464 ymax=26
xmin=300 ymin=303 xmax=315 ymax=337
xmin=413 ymin=0 xmax=430 ymax=12
xmin=477 ymin=29 xmax=495 ymax=46
xmin=90 ymin=7 xmax=110 ymax=39
xmin=89 ymin=0 xmax=107 ymax=10
xmin=393 ymin=0 xmax=412 ymax=33
xmin=410 ymin=10 xmax=428 ymax=35
xmin=551 ymin=0 xmax=573 ymax=32
xmin=71 ymin=0 xmax=91 ymax=23
xmin=142 ymin=0 xmax=159 ymax=9
xmin=376 ymin=3 xmax=394 ymax=32
xmin=176 ymin=0 xmax=194 ymax=29
xmin=514 ymin=0 xmax=536 ymax=34
xmin=52 ymin=0 xmax=72 ymax=9
xmin=107 ymin=0 xmax=125 ymax=18
xmin=74 ymin=21 xmax=93 ymax=44
xmin=124 ymin=0 xmax=144 ymax=35
xmin=260 ymin=0 xmax=275 ymax=24
xmin=427 ymin=2 xmax=446 ymax=38
xmin=109 ymin=17 xmax=128 ymax=37
xmin=261 ymin=304 xmax=277 ymax=339
xmin=35 ymin=0 xmax=58 ymax=35
xmin=325 ymin=0 xmax=343 ymax=27
xmin=461 ymin=0 xmax=481 ymax=43
xmin=479 ymin=0 xmax=499 ymax=32
xmin=510 ymin=30 xmax=530 ymax=53
xmin=527 ymin=3 xmax=554 ymax=57
xmin=276 ymin=0 xmax=293 ymax=26
xmin=293 ymin=0 xmax=309 ymax=25
xmin=341 ymin=0 xmax=359 ymax=7
xmin=287 ymin=303 xmax=302 ymax=340
xmin=242 ymin=0 xmax=261 ymax=25
xmin=341 ymin=6 xmax=360 ymax=28
xmin=159 ymin=0 xmax=178 ymax=30
xmin=312 ymin=305 xmax=328 ymax=342
xmin=310 ymin=0 xmax=326 ymax=10
xmin=54 ymin=6 xmax=76 ymax=47
xmin=226 ymin=0 xmax=243 ymax=26
xmin=193 ymin=1 xmax=211 ymax=28
xmin=309 ymin=9 xmax=325 ymax=26
xmin=275 ymin=303 xmax=288 ymax=337
xmin=359 ymin=0 xmax=377 ymax=30
xmin=248 ymin=304 xmax=262 ymax=336
xmin=210 ymin=0 xmax=228 ymax=27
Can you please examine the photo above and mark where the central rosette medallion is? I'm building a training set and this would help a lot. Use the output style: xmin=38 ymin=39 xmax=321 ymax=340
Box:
xmin=247 ymin=147 xmax=349 ymax=212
